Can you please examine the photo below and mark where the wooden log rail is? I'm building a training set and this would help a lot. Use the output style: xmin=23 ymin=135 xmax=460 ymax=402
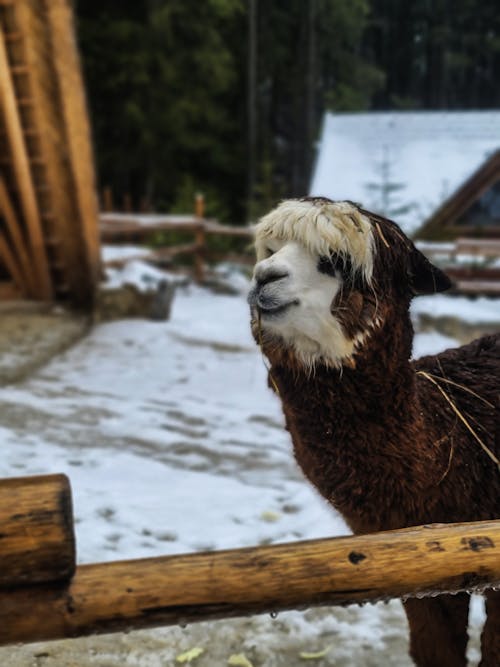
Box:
xmin=99 ymin=213 xmax=254 ymax=283
xmin=0 ymin=474 xmax=75 ymax=588
xmin=2 ymin=474 xmax=500 ymax=647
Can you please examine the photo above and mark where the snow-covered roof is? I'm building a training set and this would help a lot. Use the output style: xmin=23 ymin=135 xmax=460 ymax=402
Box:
xmin=310 ymin=111 xmax=500 ymax=234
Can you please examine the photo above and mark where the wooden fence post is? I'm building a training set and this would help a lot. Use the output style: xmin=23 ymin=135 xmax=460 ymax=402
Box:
xmin=102 ymin=187 xmax=114 ymax=213
xmin=194 ymin=192 xmax=205 ymax=219
xmin=0 ymin=474 xmax=75 ymax=588
xmin=194 ymin=223 xmax=206 ymax=283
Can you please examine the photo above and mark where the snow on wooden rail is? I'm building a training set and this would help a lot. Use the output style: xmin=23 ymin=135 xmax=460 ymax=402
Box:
xmin=2 ymin=473 xmax=500 ymax=646
xmin=100 ymin=213 xmax=254 ymax=282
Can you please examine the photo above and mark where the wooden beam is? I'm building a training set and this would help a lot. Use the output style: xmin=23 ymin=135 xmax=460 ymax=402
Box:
xmin=194 ymin=192 xmax=205 ymax=218
xmin=102 ymin=186 xmax=113 ymax=213
xmin=0 ymin=474 xmax=75 ymax=588
xmin=194 ymin=225 xmax=206 ymax=283
xmin=204 ymin=222 xmax=254 ymax=238
xmin=0 ymin=25 xmax=52 ymax=299
xmin=456 ymin=237 xmax=500 ymax=256
xmin=0 ymin=280 xmax=20 ymax=299
xmin=0 ymin=231 xmax=27 ymax=294
xmin=0 ymin=176 xmax=35 ymax=295
xmin=14 ymin=0 xmax=95 ymax=306
xmin=1 ymin=519 xmax=500 ymax=646
xmin=45 ymin=0 xmax=101 ymax=298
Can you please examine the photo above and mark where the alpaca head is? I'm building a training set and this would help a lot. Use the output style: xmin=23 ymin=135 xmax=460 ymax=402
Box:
xmin=248 ymin=197 xmax=451 ymax=370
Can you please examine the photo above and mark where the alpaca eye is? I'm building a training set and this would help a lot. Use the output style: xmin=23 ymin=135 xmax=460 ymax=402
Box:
xmin=266 ymin=247 xmax=275 ymax=257
xmin=317 ymin=254 xmax=362 ymax=291
xmin=317 ymin=255 xmax=339 ymax=278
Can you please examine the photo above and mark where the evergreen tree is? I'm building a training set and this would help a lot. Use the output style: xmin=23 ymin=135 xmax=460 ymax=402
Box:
xmin=251 ymin=0 xmax=382 ymax=216
xmin=364 ymin=0 xmax=500 ymax=109
xmin=76 ymin=0 xmax=245 ymax=221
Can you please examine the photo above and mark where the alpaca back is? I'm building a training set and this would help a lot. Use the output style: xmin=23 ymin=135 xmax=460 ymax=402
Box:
xmin=412 ymin=332 xmax=500 ymax=524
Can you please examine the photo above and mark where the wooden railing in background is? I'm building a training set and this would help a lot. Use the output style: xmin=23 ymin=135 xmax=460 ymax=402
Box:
xmin=417 ymin=238 xmax=500 ymax=296
xmin=1 ymin=473 xmax=500 ymax=646
xmin=100 ymin=213 xmax=254 ymax=283
xmin=100 ymin=219 xmax=500 ymax=294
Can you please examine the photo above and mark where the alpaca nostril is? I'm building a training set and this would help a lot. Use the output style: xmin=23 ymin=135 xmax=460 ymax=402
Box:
xmin=256 ymin=270 xmax=289 ymax=288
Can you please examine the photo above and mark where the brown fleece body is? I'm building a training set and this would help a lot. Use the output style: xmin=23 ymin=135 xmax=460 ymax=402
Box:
xmin=271 ymin=329 xmax=500 ymax=536
xmin=253 ymin=201 xmax=500 ymax=667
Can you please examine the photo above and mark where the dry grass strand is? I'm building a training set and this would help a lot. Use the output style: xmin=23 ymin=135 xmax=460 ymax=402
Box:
xmin=417 ymin=370 xmax=500 ymax=471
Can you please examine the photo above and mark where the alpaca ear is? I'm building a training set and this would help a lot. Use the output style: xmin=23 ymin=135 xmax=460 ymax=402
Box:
xmin=408 ymin=247 xmax=453 ymax=296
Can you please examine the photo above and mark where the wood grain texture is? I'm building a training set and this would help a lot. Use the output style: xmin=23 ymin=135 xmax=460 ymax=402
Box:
xmin=1 ymin=519 xmax=500 ymax=645
xmin=0 ymin=23 xmax=52 ymax=299
xmin=0 ymin=177 xmax=34 ymax=295
xmin=0 ymin=474 xmax=75 ymax=589
xmin=45 ymin=0 xmax=101 ymax=297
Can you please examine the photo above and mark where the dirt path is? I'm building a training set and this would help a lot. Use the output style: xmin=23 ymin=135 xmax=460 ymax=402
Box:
xmin=0 ymin=303 xmax=89 ymax=385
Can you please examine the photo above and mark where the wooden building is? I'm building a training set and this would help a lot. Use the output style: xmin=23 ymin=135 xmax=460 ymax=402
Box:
xmin=416 ymin=150 xmax=500 ymax=240
xmin=0 ymin=0 xmax=100 ymax=306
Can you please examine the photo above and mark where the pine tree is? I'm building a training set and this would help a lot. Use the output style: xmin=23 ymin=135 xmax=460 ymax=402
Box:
xmin=76 ymin=0 xmax=246 ymax=221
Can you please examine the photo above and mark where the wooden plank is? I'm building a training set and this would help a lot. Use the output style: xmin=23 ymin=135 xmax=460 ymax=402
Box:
xmin=100 ymin=214 xmax=204 ymax=229
xmin=14 ymin=0 xmax=82 ymax=303
xmin=0 ymin=474 xmax=76 ymax=588
xmin=0 ymin=25 xmax=52 ymax=299
xmin=1 ymin=519 xmax=500 ymax=645
xmin=446 ymin=267 xmax=500 ymax=281
xmin=0 ymin=231 xmax=27 ymax=294
xmin=456 ymin=237 xmax=500 ymax=257
xmin=194 ymin=225 xmax=206 ymax=282
xmin=0 ymin=280 xmax=20 ymax=299
xmin=194 ymin=192 xmax=205 ymax=218
xmin=204 ymin=221 xmax=254 ymax=238
xmin=0 ymin=176 xmax=35 ymax=294
xmin=454 ymin=280 xmax=500 ymax=295
xmin=102 ymin=186 xmax=113 ymax=212
xmin=44 ymin=0 xmax=101 ymax=297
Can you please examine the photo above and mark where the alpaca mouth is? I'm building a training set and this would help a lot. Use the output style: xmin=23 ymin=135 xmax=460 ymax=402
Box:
xmin=257 ymin=299 xmax=298 ymax=317
xmin=247 ymin=287 xmax=298 ymax=317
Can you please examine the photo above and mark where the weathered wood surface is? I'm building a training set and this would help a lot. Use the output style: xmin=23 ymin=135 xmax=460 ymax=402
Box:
xmin=99 ymin=214 xmax=254 ymax=240
xmin=0 ymin=474 xmax=75 ymax=589
xmin=0 ymin=231 xmax=26 ymax=293
xmin=45 ymin=0 xmax=101 ymax=295
xmin=0 ymin=23 xmax=52 ymax=300
xmin=0 ymin=177 xmax=34 ymax=295
xmin=0 ymin=280 xmax=21 ymax=299
xmin=0 ymin=0 xmax=101 ymax=306
xmin=2 ymin=519 xmax=500 ymax=646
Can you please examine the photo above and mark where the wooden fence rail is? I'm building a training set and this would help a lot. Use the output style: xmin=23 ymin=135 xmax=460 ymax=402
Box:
xmin=100 ymin=215 xmax=500 ymax=294
xmin=99 ymin=213 xmax=254 ymax=283
xmin=2 ymin=473 xmax=500 ymax=646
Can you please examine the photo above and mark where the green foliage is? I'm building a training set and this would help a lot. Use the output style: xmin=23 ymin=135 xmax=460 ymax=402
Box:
xmin=365 ymin=0 xmax=500 ymax=109
xmin=170 ymin=175 xmax=233 ymax=222
xmin=76 ymin=0 xmax=245 ymax=221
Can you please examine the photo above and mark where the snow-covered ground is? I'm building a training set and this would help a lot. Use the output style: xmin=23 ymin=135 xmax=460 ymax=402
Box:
xmin=1 ymin=272 xmax=496 ymax=666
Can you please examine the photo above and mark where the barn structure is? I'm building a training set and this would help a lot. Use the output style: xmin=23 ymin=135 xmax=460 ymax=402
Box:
xmin=0 ymin=0 xmax=100 ymax=306
xmin=310 ymin=111 xmax=500 ymax=239
xmin=416 ymin=149 xmax=500 ymax=240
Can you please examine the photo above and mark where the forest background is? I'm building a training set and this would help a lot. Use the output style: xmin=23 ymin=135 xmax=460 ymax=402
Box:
xmin=75 ymin=0 xmax=500 ymax=224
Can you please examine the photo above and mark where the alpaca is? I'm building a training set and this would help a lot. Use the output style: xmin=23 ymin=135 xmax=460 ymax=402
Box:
xmin=248 ymin=197 xmax=500 ymax=667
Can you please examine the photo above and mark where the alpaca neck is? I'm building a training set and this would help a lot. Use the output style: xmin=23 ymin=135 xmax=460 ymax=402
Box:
xmin=275 ymin=308 xmax=416 ymax=422
xmin=269 ymin=311 xmax=438 ymax=532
